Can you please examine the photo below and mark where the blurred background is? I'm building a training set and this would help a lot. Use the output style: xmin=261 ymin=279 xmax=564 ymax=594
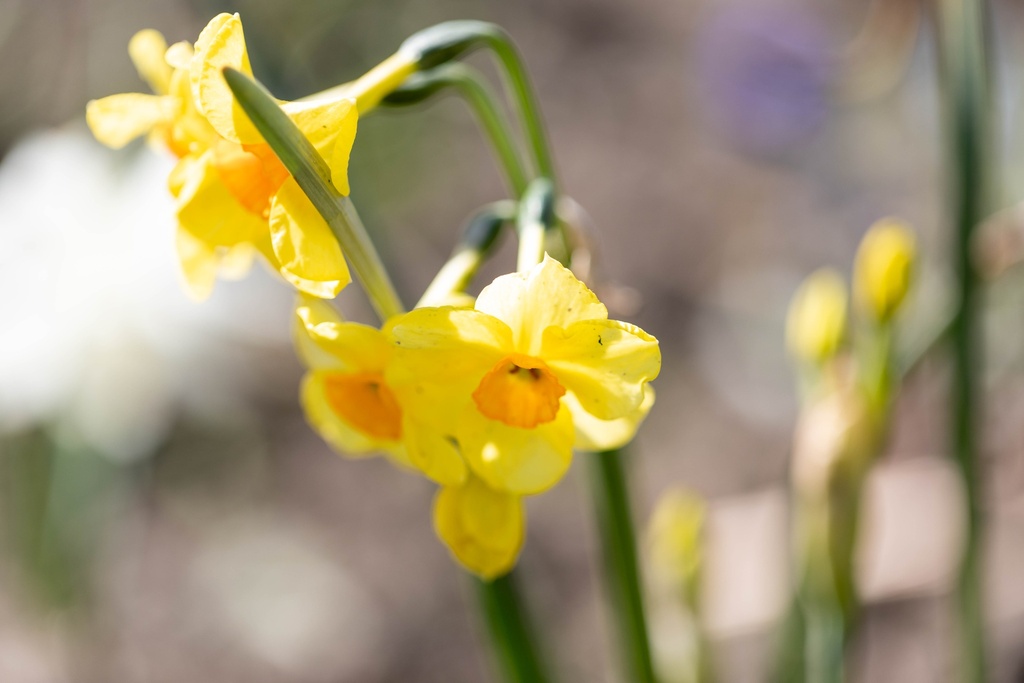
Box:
xmin=1 ymin=0 xmax=1024 ymax=681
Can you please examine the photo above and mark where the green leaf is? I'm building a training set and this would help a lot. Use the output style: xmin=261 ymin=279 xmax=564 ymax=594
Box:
xmin=222 ymin=67 xmax=404 ymax=320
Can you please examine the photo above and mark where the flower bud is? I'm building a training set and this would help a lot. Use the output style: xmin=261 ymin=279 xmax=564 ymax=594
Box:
xmin=786 ymin=268 xmax=847 ymax=364
xmin=854 ymin=219 xmax=916 ymax=323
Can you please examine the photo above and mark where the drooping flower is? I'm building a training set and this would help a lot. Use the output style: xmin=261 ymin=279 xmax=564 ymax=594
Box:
xmin=390 ymin=255 xmax=661 ymax=497
xmin=293 ymin=296 xmax=466 ymax=486
xmin=87 ymin=16 xmax=359 ymax=300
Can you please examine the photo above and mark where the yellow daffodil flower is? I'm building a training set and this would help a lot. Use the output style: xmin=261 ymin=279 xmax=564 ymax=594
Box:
xmin=786 ymin=268 xmax=848 ymax=364
xmin=434 ymin=474 xmax=525 ymax=579
xmin=390 ymin=255 xmax=661 ymax=496
xmin=87 ymin=16 xmax=359 ymax=300
xmin=854 ymin=218 xmax=916 ymax=323
xmin=294 ymin=296 xmax=466 ymax=486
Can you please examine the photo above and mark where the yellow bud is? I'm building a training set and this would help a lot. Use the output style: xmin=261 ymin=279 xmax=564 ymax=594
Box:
xmin=786 ymin=269 xmax=848 ymax=364
xmin=648 ymin=489 xmax=705 ymax=607
xmin=854 ymin=219 xmax=916 ymax=322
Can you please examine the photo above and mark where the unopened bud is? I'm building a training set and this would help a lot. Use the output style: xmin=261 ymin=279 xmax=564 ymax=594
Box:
xmin=786 ymin=268 xmax=848 ymax=364
xmin=854 ymin=219 xmax=916 ymax=323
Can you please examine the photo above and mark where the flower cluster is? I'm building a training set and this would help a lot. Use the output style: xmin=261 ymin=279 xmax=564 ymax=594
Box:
xmin=89 ymin=15 xmax=660 ymax=579
xmin=297 ymin=256 xmax=660 ymax=577
xmin=87 ymin=14 xmax=362 ymax=299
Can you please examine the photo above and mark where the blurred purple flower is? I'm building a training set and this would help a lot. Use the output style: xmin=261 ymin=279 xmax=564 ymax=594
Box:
xmin=697 ymin=6 xmax=833 ymax=156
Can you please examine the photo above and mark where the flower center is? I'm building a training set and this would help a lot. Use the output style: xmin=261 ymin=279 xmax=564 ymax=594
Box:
xmin=212 ymin=141 xmax=290 ymax=218
xmin=323 ymin=371 xmax=403 ymax=441
xmin=472 ymin=354 xmax=566 ymax=429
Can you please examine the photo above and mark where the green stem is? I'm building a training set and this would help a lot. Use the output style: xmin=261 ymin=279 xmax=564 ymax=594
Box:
xmin=417 ymin=200 xmax=516 ymax=307
xmin=516 ymin=178 xmax=556 ymax=271
xmin=383 ymin=64 xmax=530 ymax=195
xmin=934 ymin=1 xmax=991 ymax=680
xmin=476 ymin=572 xmax=552 ymax=683
xmin=400 ymin=22 xmax=557 ymax=184
xmin=482 ymin=32 xmax=556 ymax=183
xmin=591 ymin=449 xmax=657 ymax=683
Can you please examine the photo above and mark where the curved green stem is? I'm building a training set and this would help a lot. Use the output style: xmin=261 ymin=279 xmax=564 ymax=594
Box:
xmin=400 ymin=21 xmax=557 ymax=184
xmin=591 ymin=449 xmax=657 ymax=683
xmin=383 ymin=64 xmax=530 ymax=195
xmin=934 ymin=1 xmax=991 ymax=680
xmin=476 ymin=572 xmax=552 ymax=683
xmin=418 ymin=200 xmax=516 ymax=307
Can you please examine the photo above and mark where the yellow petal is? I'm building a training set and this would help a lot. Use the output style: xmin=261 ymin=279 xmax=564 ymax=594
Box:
xmin=190 ymin=12 xmax=262 ymax=144
xmin=165 ymin=41 xmax=194 ymax=70
xmin=164 ymin=40 xmax=194 ymax=69
xmin=404 ymin=418 xmax=468 ymax=487
xmin=174 ymin=150 xmax=268 ymax=248
xmin=434 ymin=476 xmax=524 ymax=579
xmin=283 ymin=98 xmax=359 ymax=195
xmin=129 ymin=29 xmax=173 ymax=95
xmin=541 ymin=319 xmax=660 ymax=420
xmin=475 ymin=255 xmax=608 ymax=356
xmin=567 ymin=385 xmax=655 ymax=452
xmin=86 ymin=93 xmax=169 ymax=149
xmin=175 ymin=225 xmax=218 ymax=301
xmin=387 ymin=307 xmax=511 ymax=398
xmin=218 ymin=244 xmax=257 ymax=280
xmin=294 ymin=301 xmax=390 ymax=372
xmin=301 ymin=371 xmax=399 ymax=457
xmin=268 ymin=177 xmax=350 ymax=298
xmin=458 ymin=401 xmax=575 ymax=495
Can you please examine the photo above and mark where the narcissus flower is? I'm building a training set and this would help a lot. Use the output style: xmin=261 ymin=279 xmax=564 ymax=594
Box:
xmin=294 ymin=297 xmax=466 ymax=486
xmin=390 ymin=255 xmax=661 ymax=497
xmin=434 ymin=474 xmax=524 ymax=579
xmin=854 ymin=218 xmax=916 ymax=323
xmin=87 ymin=16 xmax=358 ymax=300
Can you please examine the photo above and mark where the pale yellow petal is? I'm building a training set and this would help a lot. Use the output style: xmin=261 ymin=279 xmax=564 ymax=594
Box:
xmin=190 ymin=12 xmax=262 ymax=144
xmin=165 ymin=41 xmax=194 ymax=70
xmin=434 ymin=476 xmax=524 ymax=579
xmin=269 ymin=177 xmax=350 ymax=298
xmin=541 ymin=318 xmax=660 ymax=421
xmin=458 ymin=402 xmax=574 ymax=495
xmin=129 ymin=29 xmax=172 ymax=94
xmin=86 ymin=93 xmax=169 ymax=149
xmin=217 ymin=244 xmax=256 ymax=280
xmin=567 ymin=385 xmax=655 ymax=452
xmin=475 ymin=255 xmax=608 ymax=356
xmin=175 ymin=225 xmax=218 ymax=301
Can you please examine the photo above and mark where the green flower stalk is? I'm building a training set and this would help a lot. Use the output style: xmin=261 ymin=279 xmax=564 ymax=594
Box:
xmin=783 ymin=221 xmax=917 ymax=682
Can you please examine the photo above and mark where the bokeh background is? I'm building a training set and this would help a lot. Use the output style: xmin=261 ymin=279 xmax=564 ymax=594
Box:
xmin=2 ymin=0 xmax=1024 ymax=681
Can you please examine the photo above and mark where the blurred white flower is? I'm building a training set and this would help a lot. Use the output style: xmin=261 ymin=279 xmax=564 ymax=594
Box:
xmin=0 ymin=128 xmax=294 ymax=461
